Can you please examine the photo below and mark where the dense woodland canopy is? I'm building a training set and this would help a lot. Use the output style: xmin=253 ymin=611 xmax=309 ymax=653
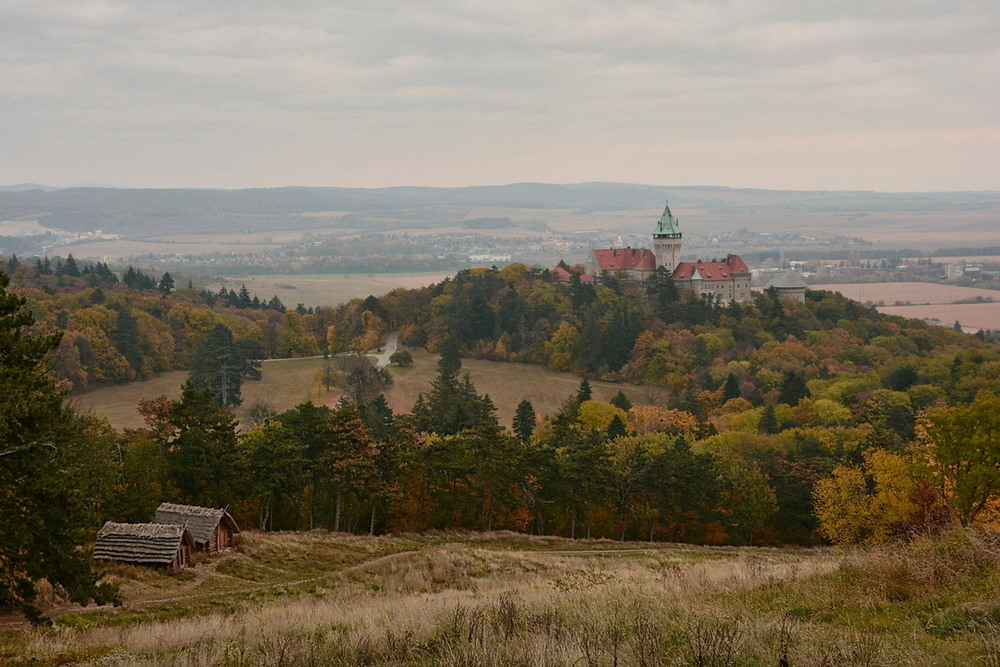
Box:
xmin=3 ymin=258 xmax=1000 ymax=621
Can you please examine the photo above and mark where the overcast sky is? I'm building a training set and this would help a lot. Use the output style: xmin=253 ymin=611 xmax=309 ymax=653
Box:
xmin=1 ymin=0 xmax=997 ymax=191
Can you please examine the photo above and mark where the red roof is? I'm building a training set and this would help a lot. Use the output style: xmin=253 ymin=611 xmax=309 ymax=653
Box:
xmin=591 ymin=248 xmax=656 ymax=272
xmin=551 ymin=265 xmax=594 ymax=282
xmin=551 ymin=266 xmax=573 ymax=281
xmin=671 ymin=254 xmax=749 ymax=280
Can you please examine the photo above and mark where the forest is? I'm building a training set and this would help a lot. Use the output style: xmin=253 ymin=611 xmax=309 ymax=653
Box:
xmin=2 ymin=256 xmax=1000 ymax=621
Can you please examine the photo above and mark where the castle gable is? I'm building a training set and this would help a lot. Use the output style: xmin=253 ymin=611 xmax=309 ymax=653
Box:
xmin=671 ymin=254 xmax=749 ymax=281
xmin=590 ymin=248 xmax=657 ymax=272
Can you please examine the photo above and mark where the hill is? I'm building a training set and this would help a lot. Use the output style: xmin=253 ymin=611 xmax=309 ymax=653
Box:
xmin=3 ymin=183 xmax=998 ymax=239
xmin=4 ymin=529 xmax=998 ymax=664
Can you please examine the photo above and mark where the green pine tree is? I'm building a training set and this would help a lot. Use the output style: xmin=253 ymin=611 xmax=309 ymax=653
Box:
xmin=0 ymin=270 xmax=120 ymax=622
xmin=512 ymin=399 xmax=536 ymax=442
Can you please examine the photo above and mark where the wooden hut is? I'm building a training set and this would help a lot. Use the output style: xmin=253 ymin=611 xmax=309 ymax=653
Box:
xmin=93 ymin=522 xmax=194 ymax=569
xmin=153 ymin=503 xmax=240 ymax=554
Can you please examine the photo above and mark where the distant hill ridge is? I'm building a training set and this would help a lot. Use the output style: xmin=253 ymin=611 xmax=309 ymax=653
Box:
xmin=1 ymin=183 xmax=997 ymax=236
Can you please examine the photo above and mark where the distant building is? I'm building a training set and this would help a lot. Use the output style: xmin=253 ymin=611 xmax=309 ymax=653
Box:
xmin=93 ymin=522 xmax=194 ymax=570
xmin=551 ymin=259 xmax=594 ymax=282
xmin=580 ymin=201 xmax=752 ymax=303
xmin=153 ymin=503 xmax=240 ymax=554
xmin=763 ymin=269 xmax=808 ymax=303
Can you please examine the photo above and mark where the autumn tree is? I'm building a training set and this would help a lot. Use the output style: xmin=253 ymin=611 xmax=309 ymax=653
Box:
xmin=921 ymin=391 xmax=1000 ymax=525
xmin=813 ymin=449 xmax=920 ymax=545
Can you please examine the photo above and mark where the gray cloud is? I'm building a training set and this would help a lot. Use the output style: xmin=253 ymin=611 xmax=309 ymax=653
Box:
xmin=0 ymin=0 xmax=997 ymax=190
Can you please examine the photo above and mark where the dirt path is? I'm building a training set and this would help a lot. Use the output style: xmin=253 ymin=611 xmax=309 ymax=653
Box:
xmin=0 ymin=549 xmax=416 ymax=628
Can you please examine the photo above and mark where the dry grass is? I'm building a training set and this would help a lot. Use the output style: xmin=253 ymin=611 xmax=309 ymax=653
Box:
xmin=73 ymin=348 xmax=648 ymax=431
xmin=7 ymin=533 xmax=1000 ymax=666
xmin=8 ymin=529 xmax=1000 ymax=665
xmin=810 ymin=282 xmax=998 ymax=306
xmin=71 ymin=358 xmax=338 ymax=431
xmin=877 ymin=303 xmax=1000 ymax=332
xmin=385 ymin=350 xmax=649 ymax=426
xmin=12 ymin=535 xmax=834 ymax=665
xmin=204 ymin=272 xmax=453 ymax=309
xmin=812 ymin=282 xmax=1000 ymax=332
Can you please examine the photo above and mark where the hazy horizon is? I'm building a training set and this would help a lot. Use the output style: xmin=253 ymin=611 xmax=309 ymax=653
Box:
xmin=3 ymin=1 xmax=997 ymax=193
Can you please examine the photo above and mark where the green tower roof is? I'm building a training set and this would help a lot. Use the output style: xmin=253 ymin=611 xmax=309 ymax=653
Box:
xmin=654 ymin=200 xmax=681 ymax=235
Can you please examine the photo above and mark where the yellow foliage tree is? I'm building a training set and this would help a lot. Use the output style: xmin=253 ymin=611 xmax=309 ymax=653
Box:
xmin=813 ymin=448 xmax=919 ymax=545
xmin=577 ymin=400 xmax=628 ymax=434
xmin=627 ymin=405 xmax=699 ymax=438
xmin=544 ymin=321 xmax=579 ymax=371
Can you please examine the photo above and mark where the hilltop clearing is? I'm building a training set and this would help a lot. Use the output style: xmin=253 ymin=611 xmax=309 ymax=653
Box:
xmin=74 ymin=348 xmax=647 ymax=430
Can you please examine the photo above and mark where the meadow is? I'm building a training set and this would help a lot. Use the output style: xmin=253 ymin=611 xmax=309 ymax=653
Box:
xmin=72 ymin=349 xmax=646 ymax=431
xmin=811 ymin=282 xmax=1000 ymax=331
xmin=203 ymin=272 xmax=452 ymax=309
xmin=4 ymin=528 xmax=999 ymax=665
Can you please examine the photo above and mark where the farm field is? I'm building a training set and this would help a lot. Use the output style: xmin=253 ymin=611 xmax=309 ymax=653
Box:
xmin=204 ymin=272 xmax=453 ymax=309
xmin=72 ymin=349 xmax=646 ymax=431
xmin=878 ymin=303 xmax=1000 ymax=333
xmin=48 ymin=239 xmax=283 ymax=261
xmin=4 ymin=529 xmax=999 ymax=665
xmin=810 ymin=282 xmax=997 ymax=305
xmin=811 ymin=282 xmax=1000 ymax=332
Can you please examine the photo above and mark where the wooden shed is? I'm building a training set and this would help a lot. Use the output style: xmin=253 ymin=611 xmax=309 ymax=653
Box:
xmin=93 ymin=522 xmax=194 ymax=569
xmin=153 ymin=503 xmax=240 ymax=554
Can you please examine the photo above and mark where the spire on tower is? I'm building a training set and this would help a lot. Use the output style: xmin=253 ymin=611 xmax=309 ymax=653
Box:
xmin=654 ymin=200 xmax=681 ymax=236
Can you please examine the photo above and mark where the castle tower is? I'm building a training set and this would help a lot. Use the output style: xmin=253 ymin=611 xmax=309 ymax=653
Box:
xmin=652 ymin=200 xmax=682 ymax=273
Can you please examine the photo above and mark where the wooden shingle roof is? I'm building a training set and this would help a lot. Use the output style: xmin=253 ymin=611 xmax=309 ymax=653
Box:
xmin=94 ymin=522 xmax=192 ymax=566
xmin=153 ymin=503 xmax=240 ymax=545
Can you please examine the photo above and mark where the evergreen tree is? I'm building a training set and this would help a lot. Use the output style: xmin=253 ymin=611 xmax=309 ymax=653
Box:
xmin=758 ymin=404 xmax=779 ymax=434
xmin=512 ymin=399 xmax=536 ymax=442
xmin=112 ymin=306 xmax=143 ymax=377
xmin=412 ymin=362 xmax=494 ymax=436
xmin=360 ymin=395 xmax=396 ymax=441
xmin=723 ymin=373 xmax=741 ymax=401
xmin=606 ymin=414 xmax=628 ymax=440
xmin=167 ymin=382 xmax=241 ymax=507
xmin=158 ymin=272 xmax=174 ymax=294
xmin=576 ymin=378 xmax=593 ymax=403
xmin=0 ymin=270 xmax=119 ymax=622
xmin=777 ymin=371 xmax=810 ymax=406
xmin=437 ymin=336 xmax=462 ymax=375
xmin=63 ymin=254 xmax=80 ymax=277
xmin=610 ymin=390 xmax=632 ymax=412
xmin=188 ymin=324 xmax=263 ymax=406
xmin=236 ymin=284 xmax=252 ymax=309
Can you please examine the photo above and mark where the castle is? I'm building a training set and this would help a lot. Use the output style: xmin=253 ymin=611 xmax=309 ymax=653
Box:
xmin=582 ymin=201 xmax=753 ymax=304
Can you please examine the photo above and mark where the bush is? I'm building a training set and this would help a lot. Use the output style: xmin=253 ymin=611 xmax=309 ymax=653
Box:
xmin=389 ymin=350 xmax=413 ymax=367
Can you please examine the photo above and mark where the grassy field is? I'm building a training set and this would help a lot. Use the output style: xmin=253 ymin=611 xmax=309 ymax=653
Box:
xmin=72 ymin=349 xmax=648 ymax=431
xmin=4 ymin=529 xmax=999 ymax=665
xmin=203 ymin=272 xmax=453 ymax=309
xmin=72 ymin=358 xmax=337 ymax=430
